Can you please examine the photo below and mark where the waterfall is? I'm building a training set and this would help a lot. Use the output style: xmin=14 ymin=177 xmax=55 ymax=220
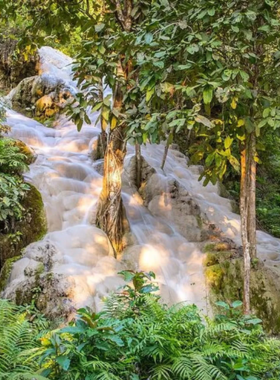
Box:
xmin=3 ymin=47 xmax=280 ymax=315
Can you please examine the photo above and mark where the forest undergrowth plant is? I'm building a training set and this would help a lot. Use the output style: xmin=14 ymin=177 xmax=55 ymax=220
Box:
xmin=0 ymin=299 xmax=49 ymax=380
xmin=28 ymin=271 xmax=280 ymax=380
xmin=0 ymin=109 xmax=30 ymax=230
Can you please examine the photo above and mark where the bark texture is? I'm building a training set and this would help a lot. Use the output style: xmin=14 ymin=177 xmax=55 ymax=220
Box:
xmin=135 ymin=143 xmax=142 ymax=188
xmin=240 ymin=131 xmax=257 ymax=314
xmin=96 ymin=125 xmax=126 ymax=256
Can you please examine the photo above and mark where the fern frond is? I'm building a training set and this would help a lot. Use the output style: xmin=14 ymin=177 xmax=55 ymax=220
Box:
xmin=150 ymin=364 xmax=173 ymax=380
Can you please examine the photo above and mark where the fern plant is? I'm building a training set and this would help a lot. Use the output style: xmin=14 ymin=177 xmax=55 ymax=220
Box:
xmin=0 ymin=299 xmax=48 ymax=380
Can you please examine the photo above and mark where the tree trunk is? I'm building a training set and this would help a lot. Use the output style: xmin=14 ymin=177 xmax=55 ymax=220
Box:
xmin=96 ymin=1 xmax=133 ymax=256
xmin=240 ymin=141 xmax=250 ymax=314
xmin=248 ymin=132 xmax=257 ymax=259
xmin=135 ymin=143 xmax=142 ymax=188
xmin=96 ymin=125 xmax=126 ymax=256
xmin=96 ymin=74 xmax=126 ymax=256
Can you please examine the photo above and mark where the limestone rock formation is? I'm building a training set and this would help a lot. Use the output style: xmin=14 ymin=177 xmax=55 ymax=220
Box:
xmin=1 ymin=241 xmax=76 ymax=318
xmin=139 ymin=171 xmax=210 ymax=242
xmin=8 ymin=73 xmax=74 ymax=118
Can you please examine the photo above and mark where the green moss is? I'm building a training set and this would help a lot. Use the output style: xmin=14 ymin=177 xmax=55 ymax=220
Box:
xmin=196 ymin=215 xmax=203 ymax=229
xmin=204 ymin=251 xmax=233 ymax=267
xmin=203 ymin=243 xmax=216 ymax=253
xmin=0 ymin=183 xmax=47 ymax=270
xmin=205 ymin=247 xmax=280 ymax=334
xmin=0 ymin=255 xmax=21 ymax=291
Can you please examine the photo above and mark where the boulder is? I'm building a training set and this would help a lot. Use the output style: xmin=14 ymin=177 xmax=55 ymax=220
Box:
xmin=8 ymin=73 xmax=74 ymax=118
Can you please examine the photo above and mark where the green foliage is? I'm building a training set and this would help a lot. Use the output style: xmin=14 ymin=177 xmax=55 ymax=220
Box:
xmin=222 ymin=131 xmax=280 ymax=237
xmin=0 ymin=139 xmax=29 ymax=175
xmin=0 ymin=299 xmax=49 ymax=380
xmin=255 ymin=134 xmax=280 ymax=237
xmin=28 ymin=271 xmax=280 ymax=380
xmin=0 ymin=174 xmax=30 ymax=229
xmin=123 ymin=0 xmax=280 ymax=184
xmin=0 ymin=110 xmax=30 ymax=229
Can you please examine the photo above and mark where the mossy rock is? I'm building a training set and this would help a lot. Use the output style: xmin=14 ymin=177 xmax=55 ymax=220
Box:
xmin=205 ymin=246 xmax=280 ymax=334
xmin=0 ymin=184 xmax=47 ymax=269
xmin=0 ymin=255 xmax=21 ymax=291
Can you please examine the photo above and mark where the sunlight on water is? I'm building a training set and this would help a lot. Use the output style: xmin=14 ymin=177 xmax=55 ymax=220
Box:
xmin=4 ymin=46 xmax=280 ymax=315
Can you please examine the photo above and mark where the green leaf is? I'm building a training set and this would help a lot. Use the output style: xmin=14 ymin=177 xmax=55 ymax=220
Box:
xmin=56 ymin=356 xmax=71 ymax=371
xmin=205 ymin=153 xmax=215 ymax=167
xmin=215 ymin=301 xmax=230 ymax=309
xmin=118 ymin=270 xmax=135 ymax=282
xmin=95 ymin=23 xmax=105 ymax=32
xmin=240 ymin=71 xmax=250 ymax=82
xmin=258 ymin=119 xmax=267 ymax=129
xmin=187 ymin=44 xmax=199 ymax=54
xmin=231 ymin=300 xmax=243 ymax=308
xmin=246 ymin=318 xmax=262 ymax=325
xmin=224 ymin=136 xmax=233 ymax=149
xmin=229 ymin=156 xmax=240 ymax=172
xmin=203 ymin=87 xmax=213 ymax=104
xmin=106 ymin=335 xmax=124 ymax=346
xmin=146 ymin=89 xmax=154 ymax=102
xmin=145 ymin=33 xmax=153 ymax=44
xmin=263 ymin=108 xmax=270 ymax=118
xmin=195 ymin=115 xmax=212 ymax=128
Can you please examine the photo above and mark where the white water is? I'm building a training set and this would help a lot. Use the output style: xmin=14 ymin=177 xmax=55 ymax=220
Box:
xmin=4 ymin=47 xmax=280 ymax=313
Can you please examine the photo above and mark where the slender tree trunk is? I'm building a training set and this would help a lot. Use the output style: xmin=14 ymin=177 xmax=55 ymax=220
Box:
xmin=161 ymin=128 xmax=174 ymax=170
xmin=248 ymin=132 xmax=257 ymax=259
xmin=186 ymin=128 xmax=192 ymax=148
xmin=240 ymin=140 xmax=250 ymax=314
xmin=96 ymin=87 xmax=107 ymax=159
xmin=135 ymin=143 xmax=142 ymax=188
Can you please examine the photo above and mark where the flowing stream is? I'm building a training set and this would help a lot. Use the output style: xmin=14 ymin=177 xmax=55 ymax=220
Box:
xmin=3 ymin=47 xmax=280 ymax=313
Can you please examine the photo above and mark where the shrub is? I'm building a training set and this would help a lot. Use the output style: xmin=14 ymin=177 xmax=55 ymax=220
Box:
xmin=0 ymin=173 xmax=29 ymax=230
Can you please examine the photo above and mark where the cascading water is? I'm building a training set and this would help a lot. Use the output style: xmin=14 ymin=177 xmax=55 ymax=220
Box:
xmin=3 ymin=47 xmax=280 ymax=315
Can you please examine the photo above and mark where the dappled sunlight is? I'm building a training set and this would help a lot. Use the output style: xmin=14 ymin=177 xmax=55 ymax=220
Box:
xmin=139 ymin=245 xmax=171 ymax=273
xmin=77 ymin=197 xmax=97 ymax=213
xmin=57 ymin=140 xmax=88 ymax=152
xmin=159 ymin=193 xmax=172 ymax=210
xmin=3 ymin=43 xmax=243 ymax=316
xmin=128 ymin=193 xmax=143 ymax=206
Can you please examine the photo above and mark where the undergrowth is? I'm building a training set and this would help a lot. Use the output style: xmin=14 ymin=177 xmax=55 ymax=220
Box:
xmin=1 ymin=271 xmax=280 ymax=380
